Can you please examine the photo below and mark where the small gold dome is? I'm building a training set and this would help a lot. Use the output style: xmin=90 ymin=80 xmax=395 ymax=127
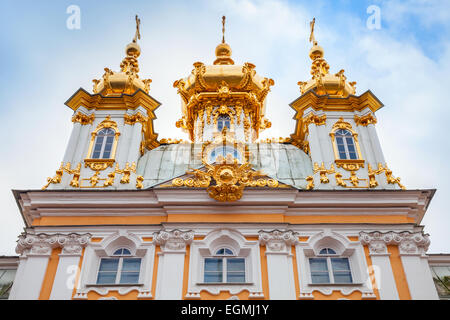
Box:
xmin=309 ymin=42 xmax=324 ymax=60
xmin=126 ymin=41 xmax=141 ymax=58
xmin=214 ymin=42 xmax=234 ymax=65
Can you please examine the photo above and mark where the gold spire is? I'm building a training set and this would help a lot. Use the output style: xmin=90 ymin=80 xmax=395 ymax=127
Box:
xmin=92 ymin=15 xmax=152 ymax=96
xmin=222 ymin=15 xmax=226 ymax=43
xmin=214 ymin=15 xmax=234 ymax=65
xmin=297 ymin=18 xmax=356 ymax=97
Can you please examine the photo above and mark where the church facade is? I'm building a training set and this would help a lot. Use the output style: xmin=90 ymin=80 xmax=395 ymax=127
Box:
xmin=8 ymin=17 xmax=440 ymax=300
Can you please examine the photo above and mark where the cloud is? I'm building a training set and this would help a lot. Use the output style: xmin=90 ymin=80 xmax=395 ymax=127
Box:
xmin=0 ymin=0 xmax=449 ymax=254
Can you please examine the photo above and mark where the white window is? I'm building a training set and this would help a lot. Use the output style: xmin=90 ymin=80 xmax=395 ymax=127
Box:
xmin=92 ymin=128 xmax=115 ymax=159
xmin=96 ymin=248 xmax=142 ymax=285
xmin=335 ymin=129 xmax=357 ymax=160
xmin=204 ymin=248 xmax=246 ymax=283
xmin=309 ymin=248 xmax=353 ymax=284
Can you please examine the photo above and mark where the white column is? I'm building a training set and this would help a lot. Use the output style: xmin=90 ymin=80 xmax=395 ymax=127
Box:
xmin=360 ymin=232 xmax=399 ymax=300
xmin=154 ymin=230 xmax=194 ymax=300
xmin=127 ymin=121 xmax=143 ymax=164
xmin=63 ymin=121 xmax=82 ymax=163
xmin=11 ymin=234 xmax=55 ymax=300
xmin=259 ymin=230 xmax=296 ymax=300
xmin=367 ymin=125 xmax=385 ymax=164
xmin=8 ymin=256 xmax=27 ymax=300
xmin=49 ymin=234 xmax=90 ymax=300
xmin=400 ymin=254 xmax=439 ymax=300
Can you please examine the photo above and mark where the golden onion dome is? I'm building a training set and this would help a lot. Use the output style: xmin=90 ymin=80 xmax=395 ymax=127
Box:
xmin=92 ymin=16 xmax=152 ymax=96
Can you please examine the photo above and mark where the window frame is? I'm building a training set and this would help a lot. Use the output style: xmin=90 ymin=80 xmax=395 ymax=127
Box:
xmin=334 ymin=129 xmax=358 ymax=160
xmin=96 ymin=248 xmax=142 ymax=285
xmin=203 ymin=248 xmax=246 ymax=284
xmin=309 ymin=248 xmax=353 ymax=285
xmin=85 ymin=116 xmax=121 ymax=166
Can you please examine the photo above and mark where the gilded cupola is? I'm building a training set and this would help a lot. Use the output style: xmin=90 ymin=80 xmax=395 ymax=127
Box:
xmin=173 ymin=16 xmax=274 ymax=143
xmin=297 ymin=18 xmax=356 ymax=98
xmin=92 ymin=15 xmax=152 ymax=96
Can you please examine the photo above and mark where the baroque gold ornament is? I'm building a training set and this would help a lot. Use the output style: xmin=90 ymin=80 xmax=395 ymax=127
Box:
xmin=171 ymin=156 xmax=279 ymax=202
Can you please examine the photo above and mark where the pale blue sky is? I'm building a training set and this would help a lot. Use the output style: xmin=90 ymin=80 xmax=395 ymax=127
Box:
xmin=0 ymin=0 xmax=449 ymax=254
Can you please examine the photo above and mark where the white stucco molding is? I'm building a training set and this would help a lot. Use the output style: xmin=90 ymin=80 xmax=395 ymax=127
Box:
xmin=16 ymin=232 xmax=91 ymax=257
xmin=258 ymin=230 xmax=297 ymax=254
xmin=154 ymin=229 xmax=194 ymax=253
xmin=186 ymin=228 xmax=263 ymax=298
xmin=295 ymin=229 xmax=376 ymax=298
xmin=360 ymin=231 xmax=430 ymax=256
xmin=74 ymin=230 xmax=154 ymax=300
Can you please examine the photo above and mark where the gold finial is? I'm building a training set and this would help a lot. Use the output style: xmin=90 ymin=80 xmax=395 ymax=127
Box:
xmin=133 ymin=14 xmax=141 ymax=43
xmin=309 ymin=17 xmax=317 ymax=45
xmin=222 ymin=16 xmax=226 ymax=43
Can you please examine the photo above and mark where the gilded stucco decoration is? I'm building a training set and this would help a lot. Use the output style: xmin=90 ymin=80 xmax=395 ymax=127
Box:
xmin=172 ymin=17 xmax=274 ymax=142
xmin=171 ymin=130 xmax=279 ymax=202
xmin=72 ymin=112 xmax=95 ymax=125
xmin=354 ymin=113 xmax=377 ymax=126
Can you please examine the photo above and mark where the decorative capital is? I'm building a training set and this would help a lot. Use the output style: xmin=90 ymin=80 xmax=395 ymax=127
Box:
xmin=360 ymin=231 xmax=430 ymax=255
xmin=154 ymin=229 xmax=194 ymax=252
xmin=16 ymin=233 xmax=91 ymax=256
xmin=52 ymin=233 xmax=91 ymax=255
xmin=259 ymin=230 xmax=297 ymax=253
xmin=72 ymin=112 xmax=95 ymax=125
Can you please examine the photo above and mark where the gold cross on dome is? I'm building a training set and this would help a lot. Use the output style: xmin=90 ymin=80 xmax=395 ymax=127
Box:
xmin=309 ymin=17 xmax=316 ymax=44
xmin=222 ymin=16 xmax=226 ymax=43
xmin=133 ymin=14 xmax=141 ymax=43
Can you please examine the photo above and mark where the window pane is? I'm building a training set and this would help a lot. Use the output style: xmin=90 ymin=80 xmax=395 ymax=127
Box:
xmin=333 ymin=272 xmax=353 ymax=284
xmin=216 ymin=248 xmax=225 ymax=255
xmin=122 ymin=258 xmax=141 ymax=272
xmin=227 ymin=273 xmax=245 ymax=283
xmin=97 ymin=272 xmax=117 ymax=284
xmin=346 ymin=142 xmax=356 ymax=153
xmin=224 ymin=248 xmax=233 ymax=255
xmin=311 ymin=273 xmax=330 ymax=284
xmin=113 ymin=249 xmax=123 ymax=255
xmin=349 ymin=152 xmax=358 ymax=160
xmin=204 ymin=273 xmax=223 ymax=283
xmin=98 ymin=258 xmax=119 ymax=272
xmin=205 ymin=258 xmax=223 ymax=272
xmin=331 ymin=258 xmax=351 ymax=271
xmin=227 ymin=259 xmax=245 ymax=272
xmin=120 ymin=272 xmax=140 ymax=284
xmin=309 ymin=258 xmax=328 ymax=272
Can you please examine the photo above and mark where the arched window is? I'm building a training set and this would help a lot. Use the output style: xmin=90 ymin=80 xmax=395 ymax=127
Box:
xmin=217 ymin=115 xmax=231 ymax=132
xmin=335 ymin=129 xmax=357 ymax=160
xmin=309 ymin=247 xmax=352 ymax=284
xmin=204 ymin=247 xmax=246 ymax=283
xmin=96 ymin=247 xmax=141 ymax=285
xmin=91 ymin=128 xmax=116 ymax=159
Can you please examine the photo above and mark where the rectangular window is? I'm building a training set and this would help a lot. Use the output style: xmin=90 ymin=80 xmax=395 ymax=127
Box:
xmin=96 ymin=257 xmax=141 ymax=285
